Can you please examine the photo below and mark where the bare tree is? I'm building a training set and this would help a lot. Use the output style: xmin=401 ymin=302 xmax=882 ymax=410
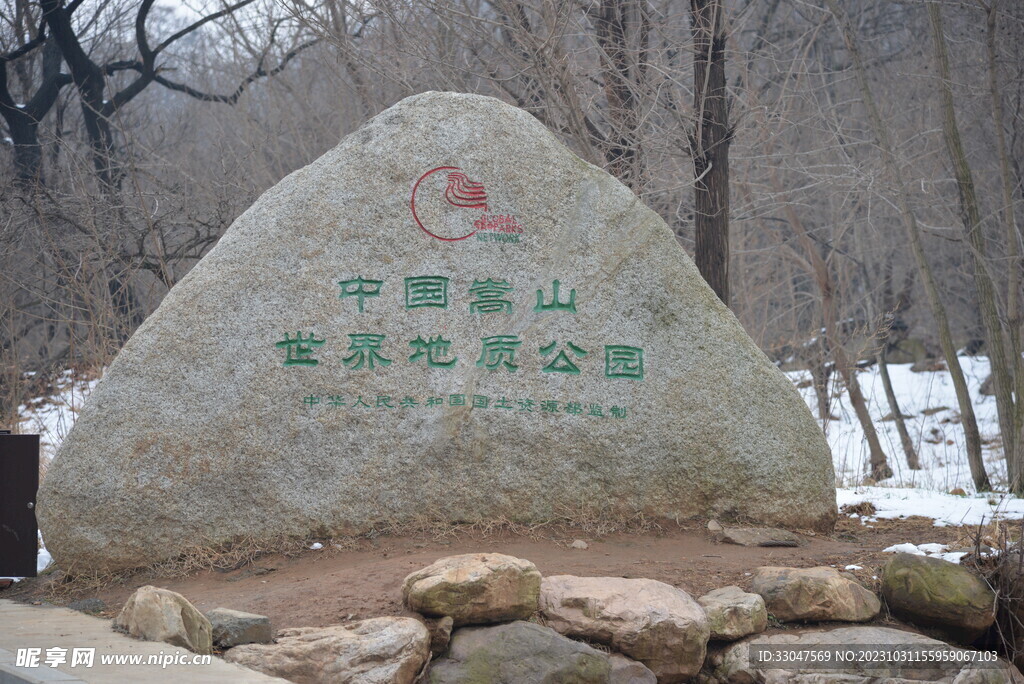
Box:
xmin=690 ymin=0 xmax=730 ymax=305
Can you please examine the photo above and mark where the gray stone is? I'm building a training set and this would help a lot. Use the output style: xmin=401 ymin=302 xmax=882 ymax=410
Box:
xmin=882 ymin=553 xmax=996 ymax=644
xmin=38 ymin=91 xmax=837 ymax=573
xmin=697 ymin=586 xmax=768 ymax=640
xmin=750 ymin=566 xmax=880 ymax=623
xmin=718 ymin=526 xmax=801 ymax=547
xmin=700 ymin=626 xmax=1021 ymax=684
xmin=206 ymin=607 xmax=273 ymax=648
xmin=113 ymin=585 xmax=212 ymax=655
xmin=67 ymin=597 xmax=106 ymax=614
xmin=428 ymin=621 xmax=611 ymax=684
xmin=571 ymin=539 xmax=589 ymax=550
xmin=608 ymin=654 xmax=657 ymax=684
xmin=539 ymin=575 xmax=709 ymax=683
xmin=224 ymin=617 xmax=430 ymax=684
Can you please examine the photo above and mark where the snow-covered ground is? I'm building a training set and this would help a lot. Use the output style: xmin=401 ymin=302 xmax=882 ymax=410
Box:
xmin=788 ymin=356 xmax=1000 ymax=492
xmin=17 ymin=369 xmax=98 ymax=462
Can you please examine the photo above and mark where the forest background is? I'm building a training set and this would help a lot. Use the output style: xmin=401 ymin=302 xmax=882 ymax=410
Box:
xmin=2 ymin=0 xmax=1022 ymax=490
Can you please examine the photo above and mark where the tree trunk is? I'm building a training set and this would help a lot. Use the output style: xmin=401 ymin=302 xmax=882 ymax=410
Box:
xmin=929 ymin=3 xmax=1016 ymax=490
xmin=690 ymin=0 xmax=730 ymax=306
xmin=810 ymin=351 xmax=833 ymax=425
xmin=879 ymin=345 xmax=920 ymax=469
xmin=823 ymin=279 xmax=892 ymax=481
xmin=984 ymin=1 xmax=1024 ymax=484
xmin=824 ymin=0 xmax=989 ymax=490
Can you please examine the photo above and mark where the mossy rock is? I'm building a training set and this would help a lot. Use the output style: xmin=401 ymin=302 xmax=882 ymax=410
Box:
xmin=881 ymin=553 xmax=994 ymax=643
xmin=428 ymin=621 xmax=610 ymax=684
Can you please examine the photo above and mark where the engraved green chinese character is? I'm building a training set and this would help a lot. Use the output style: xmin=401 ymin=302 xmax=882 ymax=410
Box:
xmin=352 ymin=395 xmax=371 ymax=408
xmin=477 ymin=335 xmax=522 ymax=372
xmin=472 ymin=395 xmax=490 ymax=408
xmin=376 ymin=395 xmax=394 ymax=408
xmin=587 ymin=404 xmax=604 ymax=417
xmin=469 ymin=279 xmax=514 ymax=314
xmin=276 ymin=331 xmax=325 ymax=367
xmin=610 ymin=405 xmax=627 ymax=418
xmin=449 ymin=394 xmax=466 ymax=406
xmin=400 ymin=396 xmax=419 ymax=408
xmin=327 ymin=395 xmax=346 ymax=407
xmin=408 ymin=335 xmax=457 ymax=367
xmin=338 ymin=276 xmax=383 ymax=312
xmin=405 ymin=276 xmax=449 ymax=309
xmin=605 ymin=345 xmax=644 ymax=380
xmin=518 ymin=398 xmax=536 ymax=412
xmin=343 ymin=334 xmax=392 ymax=370
xmin=564 ymin=402 xmax=583 ymax=415
xmin=534 ymin=279 xmax=577 ymax=313
xmin=494 ymin=397 xmax=514 ymax=409
xmin=540 ymin=400 xmax=559 ymax=413
xmin=303 ymin=394 xmax=321 ymax=406
xmin=426 ymin=396 xmax=444 ymax=406
xmin=540 ymin=340 xmax=588 ymax=374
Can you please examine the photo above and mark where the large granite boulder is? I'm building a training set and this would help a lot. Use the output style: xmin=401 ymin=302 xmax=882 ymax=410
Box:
xmin=701 ymin=626 xmax=1020 ymax=683
xmin=539 ymin=575 xmax=710 ymax=682
xmin=882 ymin=553 xmax=995 ymax=643
xmin=750 ymin=566 xmax=880 ymax=623
xmin=38 ymin=91 xmax=837 ymax=572
xmin=428 ymin=621 xmax=610 ymax=684
xmin=402 ymin=553 xmax=541 ymax=626
xmin=224 ymin=617 xmax=430 ymax=684
xmin=113 ymin=585 xmax=212 ymax=655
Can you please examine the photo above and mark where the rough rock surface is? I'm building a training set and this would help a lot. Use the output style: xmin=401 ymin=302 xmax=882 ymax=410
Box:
xmin=700 ymin=626 xmax=1020 ymax=684
xmin=608 ymin=654 xmax=657 ymax=684
xmin=422 ymin=615 xmax=454 ymax=658
xmin=698 ymin=586 xmax=768 ymax=641
xmin=113 ymin=586 xmax=212 ymax=655
xmin=718 ymin=527 xmax=801 ymax=547
xmin=38 ymin=91 xmax=837 ymax=572
xmin=539 ymin=575 xmax=710 ymax=682
xmin=402 ymin=553 xmax=541 ymax=626
xmin=750 ymin=566 xmax=880 ymax=623
xmin=428 ymin=621 xmax=610 ymax=684
xmin=224 ymin=617 xmax=429 ymax=684
xmin=882 ymin=553 xmax=995 ymax=643
xmin=206 ymin=607 xmax=273 ymax=648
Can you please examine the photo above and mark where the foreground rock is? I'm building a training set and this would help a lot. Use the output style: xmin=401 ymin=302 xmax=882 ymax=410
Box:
xmin=540 ymin=575 xmax=710 ymax=682
xmin=698 ymin=586 xmax=768 ymax=641
xmin=113 ymin=586 xmax=212 ymax=655
xmin=608 ymin=654 xmax=657 ymax=684
xmin=38 ymin=91 xmax=837 ymax=573
xmin=224 ymin=617 xmax=429 ymax=684
xmin=403 ymin=553 xmax=541 ymax=626
xmin=717 ymin=527 xmax=801 ymax=547
xmin=700 ymin=626 xmax=1019 ymax=683
xmin=206 ymin=608 xmax=273 ymax=648
xmin=428 ymin=621 xmax=610 ymax=683
xmin=882 ymin=553 xmax=995 ymax=643
xmin=750 ymin=566 xmax=880 ymax=623
xmin=421 ymin=615 xmax=454 ymax=659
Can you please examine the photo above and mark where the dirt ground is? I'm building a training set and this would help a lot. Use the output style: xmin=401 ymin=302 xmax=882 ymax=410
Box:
xmin=3 ymin=515 xmax=975 ymax=633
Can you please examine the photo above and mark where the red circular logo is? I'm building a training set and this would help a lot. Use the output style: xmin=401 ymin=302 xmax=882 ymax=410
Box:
xmin=410 ymin=166 xmax=489 ymax=241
